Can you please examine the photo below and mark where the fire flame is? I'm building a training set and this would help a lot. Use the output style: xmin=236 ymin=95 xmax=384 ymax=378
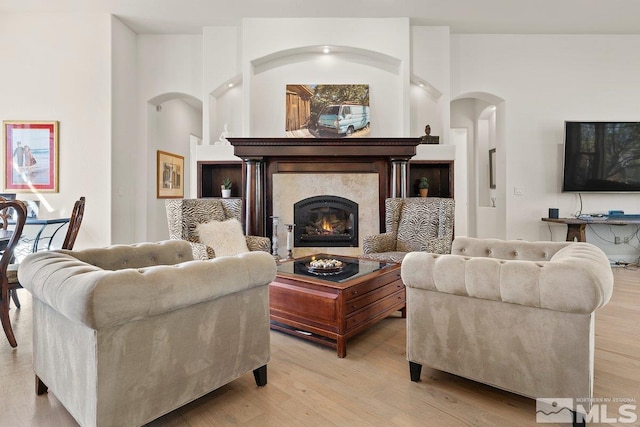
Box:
xmin=321 ymin=216 xmax=332 ymax=232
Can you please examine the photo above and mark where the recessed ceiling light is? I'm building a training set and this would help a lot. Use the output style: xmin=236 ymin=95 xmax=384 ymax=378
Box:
xmin=323 ymin=46 xmax=331 ymax=54
xmin=228 ymin=83 xmax=234 ymax=88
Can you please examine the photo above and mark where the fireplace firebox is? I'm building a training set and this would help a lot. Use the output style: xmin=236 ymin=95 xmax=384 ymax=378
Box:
xmin=294 ymin=196 xmax=358 ymax=247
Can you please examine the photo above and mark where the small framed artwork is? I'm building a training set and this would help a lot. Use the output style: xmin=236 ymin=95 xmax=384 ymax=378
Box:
xmin=157 ymin=150 xmax=184 ymax=199
xmin=3 ymin=121 xmax=59 ymax=192
xmin=489 ymin=148 xmax=497 ymax=189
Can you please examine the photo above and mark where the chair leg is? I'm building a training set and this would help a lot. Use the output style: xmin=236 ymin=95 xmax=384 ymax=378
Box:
xmin=10 ymin=290 xmax=20 ymax=309
xmin=35 ymin=375 xmax=48 ymax=395
xmin=253 ymin=365 xmax=267 ymax=387
xmin=1 ymin=287 xmax=17 ymax=347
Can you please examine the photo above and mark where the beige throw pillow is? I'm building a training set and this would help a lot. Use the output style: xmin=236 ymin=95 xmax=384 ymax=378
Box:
xmin=196 ymin=218 xmax=249 ymax=257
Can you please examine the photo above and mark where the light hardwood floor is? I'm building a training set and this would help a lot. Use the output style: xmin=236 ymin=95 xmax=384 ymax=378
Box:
xmin=1 ymin=268 xmax=638 ymax=426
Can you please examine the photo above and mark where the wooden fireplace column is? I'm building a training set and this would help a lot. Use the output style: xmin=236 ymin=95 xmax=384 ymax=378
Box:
xmin=229 ymin=137 xmax=420 ymax=237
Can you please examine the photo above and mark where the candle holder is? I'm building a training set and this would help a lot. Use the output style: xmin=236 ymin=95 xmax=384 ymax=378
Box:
xmin=285 ymin=223 xmax=295 ymax=260
xmin=270 ymin=216 xmax=280 ymax=261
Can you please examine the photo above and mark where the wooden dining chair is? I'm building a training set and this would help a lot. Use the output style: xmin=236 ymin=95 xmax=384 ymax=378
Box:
xmin=0 ymin=199 xmax=27 ymax=348
xmin=61 ymin=196 xmax=85 ymax=250
xmin=7 ymin=196 xmax=86 ymax=312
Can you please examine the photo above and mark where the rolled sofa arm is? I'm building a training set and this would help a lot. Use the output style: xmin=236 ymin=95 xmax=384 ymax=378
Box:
xmin=401 ymin=242 xmax=613 ymax=314
xmin=18 ymin=241 xmax=277 ymax=330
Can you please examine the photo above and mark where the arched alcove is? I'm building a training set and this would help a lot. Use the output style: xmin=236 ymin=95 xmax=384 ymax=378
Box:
xmin=410 ymin=75 xmax=445 ymax=141
xmin=209 ymin=76 xmax=242 ymax=145
xmin=251 ymin=45 xmax=402 ymax=75
xmin=244 ymin=45 xmax=407 ymax=137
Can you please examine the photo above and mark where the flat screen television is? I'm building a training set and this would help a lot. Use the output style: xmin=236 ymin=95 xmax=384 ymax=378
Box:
xmin=562 ymin=121 xmax=640 ymax=192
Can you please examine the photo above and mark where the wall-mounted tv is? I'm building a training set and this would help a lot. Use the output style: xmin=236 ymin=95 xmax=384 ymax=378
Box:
xmin=562 ymin=121 xmax=640 ymax=192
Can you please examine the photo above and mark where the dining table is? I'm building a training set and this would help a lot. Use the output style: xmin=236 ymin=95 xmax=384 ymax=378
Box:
xmin=8 ymin=217 xmax=71 ymax=255
xmin=0 ymin=229 xmax=11 ymax=252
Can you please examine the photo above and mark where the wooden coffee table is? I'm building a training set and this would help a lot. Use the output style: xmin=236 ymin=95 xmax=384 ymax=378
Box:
xmin=269 ymin=254 xmax=405 ymax=358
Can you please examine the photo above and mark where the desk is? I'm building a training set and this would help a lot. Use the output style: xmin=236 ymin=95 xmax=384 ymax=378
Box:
xmin=542 ymin=217 xmax=640 ymax=242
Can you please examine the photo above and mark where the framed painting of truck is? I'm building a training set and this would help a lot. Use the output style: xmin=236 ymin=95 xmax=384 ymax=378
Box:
xmin=285 ymin=84 xmax=370 ymax=138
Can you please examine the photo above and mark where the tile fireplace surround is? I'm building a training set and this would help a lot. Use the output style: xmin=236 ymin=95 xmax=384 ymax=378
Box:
xmin=273 ymin=173 xmax=378 ymax=257
xmin=229 ymin=137 xmax=420 ymax=256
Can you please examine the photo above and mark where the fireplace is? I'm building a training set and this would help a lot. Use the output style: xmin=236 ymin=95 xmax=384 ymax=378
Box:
xmin=228 ymin=137 xmax=421 ymax=246
xmin=294 ymin=195 xmax=358 ymax=247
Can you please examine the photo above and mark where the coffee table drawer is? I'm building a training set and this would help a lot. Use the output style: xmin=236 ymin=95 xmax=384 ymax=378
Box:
xmin=345 ymin=290 xmax=405 ymax=330
xmin=344 ymin=268 xmax=401 ymax=300
xmin=346 ymin=280 xmax=404 ymax=314
xmin=270 ymin=281 xmax=338 ymax=323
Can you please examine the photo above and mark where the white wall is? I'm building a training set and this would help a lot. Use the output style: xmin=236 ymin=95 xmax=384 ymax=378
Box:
xmin=203 ymin=26 xmax=241 ymax=145
xmin=452 ymin=34 xmax=640 ymax=260
xmin=0 ymin=13 xmax=112 ymax=249
xmin=411 ymin=27 xmax=451 ymax=141
xmin=111 ymin=16 xmax=138 ymax=244
xmin=136 ymin=34 xmax=203 ymax=243
xmin=450 ymin=128 xmax=469 ymax=237
xmin=451 ymin=98 xmax=477 ymax=236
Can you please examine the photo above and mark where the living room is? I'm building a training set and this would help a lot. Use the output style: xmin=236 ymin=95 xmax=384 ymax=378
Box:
xmin=1 ymin=6 xmax=639 ymax=261
xmin=1 ymin=1 xmax=639 ymax=426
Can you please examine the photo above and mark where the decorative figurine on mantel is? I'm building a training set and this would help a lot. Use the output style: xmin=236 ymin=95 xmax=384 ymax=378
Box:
xmin=420 ymin=124 xmax=440 ymax=144
xmin=214 ymin=123 xmax=232 ymax=145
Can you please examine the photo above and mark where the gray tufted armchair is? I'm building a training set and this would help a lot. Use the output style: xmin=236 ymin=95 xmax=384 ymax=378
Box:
xmin=165 ymin=198 xmax=270 ymax=260
xmin=401 ymin=237 xmax=614 ymax=421
xmin=362 ymin=197 xmax=455 ymax=263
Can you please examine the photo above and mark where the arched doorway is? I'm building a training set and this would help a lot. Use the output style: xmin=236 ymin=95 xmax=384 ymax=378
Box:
xmin=451 ymin=92 xmax=506 ymax=239
xmin=146 ymin=93 xmax=202 ymax=242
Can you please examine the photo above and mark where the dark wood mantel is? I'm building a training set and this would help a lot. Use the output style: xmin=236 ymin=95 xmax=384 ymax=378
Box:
xmin=228 ymin=137 xmax=421 ymax=237
xmin=230 ymin=137 xmax=420 ymax=158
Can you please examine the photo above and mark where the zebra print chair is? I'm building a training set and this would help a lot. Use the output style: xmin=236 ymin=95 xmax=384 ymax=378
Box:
xmin=165 ymin=198 xmax=270 ymax=260
xmin=362 ymin=197 xmax=455 ymax=263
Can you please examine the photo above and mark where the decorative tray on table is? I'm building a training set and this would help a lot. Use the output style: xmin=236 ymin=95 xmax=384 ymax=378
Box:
xmin=306 ymin=258 xmax=345 ymax=276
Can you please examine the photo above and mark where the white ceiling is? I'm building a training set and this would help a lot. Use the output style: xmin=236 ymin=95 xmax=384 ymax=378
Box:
xmin=2 ymin=0 xmax=640 ymax=35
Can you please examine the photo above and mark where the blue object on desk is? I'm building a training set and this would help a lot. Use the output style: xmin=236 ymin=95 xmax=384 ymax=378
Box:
xmin=608 ymin=213 xmax=640 ymax=220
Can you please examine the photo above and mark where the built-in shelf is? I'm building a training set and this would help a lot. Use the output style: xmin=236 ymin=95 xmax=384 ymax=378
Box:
xmin=408 ymin=160 xmax=453 ymax=198
xmin=197 ymin=161 xmax=243 ymax=198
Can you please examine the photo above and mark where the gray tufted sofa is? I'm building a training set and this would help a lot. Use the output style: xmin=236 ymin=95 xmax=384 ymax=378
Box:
xmin=401 ymin=237 xmax=613 ymax=416
xmin=18 ymin=240 xmax=276 ymax=427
